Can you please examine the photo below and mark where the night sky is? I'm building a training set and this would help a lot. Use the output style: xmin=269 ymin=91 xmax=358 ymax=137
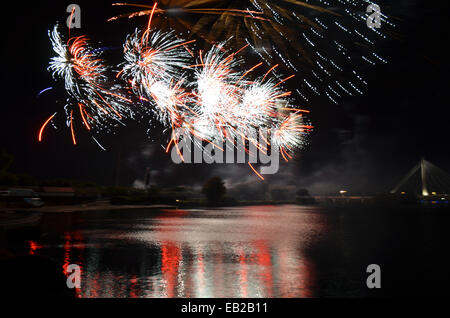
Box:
xmin=1 ymin=1 xmax=449 ymax=195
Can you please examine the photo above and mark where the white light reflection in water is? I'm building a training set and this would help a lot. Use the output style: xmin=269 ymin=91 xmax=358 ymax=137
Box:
xmin=30 ymin=205 xmax=328 ymax=298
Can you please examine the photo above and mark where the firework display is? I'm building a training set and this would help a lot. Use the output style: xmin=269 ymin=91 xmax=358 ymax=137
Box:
xmin=43 ymin=25 xmax=133 ymax=145
xmin=188 ymin=43 xmax=312 ymax=155
xmin=110 ymin=0 xmax=394 ymax=104
xmin=119 ymin=27 xmax=193 ymax=126
xmin=39 ymin=0 xmax=394 ymax=176
xmin=117 ymin=23 xmax=312 ymax=160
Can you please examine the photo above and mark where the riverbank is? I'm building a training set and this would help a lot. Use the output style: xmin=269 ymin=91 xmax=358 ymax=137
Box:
xmin=0 ymin=200 xmax=177 ymax=214
xmin=2 ymin=199 xmax=447 ymax=215
xmin=0 ymin=198 xmax=317 ymax=214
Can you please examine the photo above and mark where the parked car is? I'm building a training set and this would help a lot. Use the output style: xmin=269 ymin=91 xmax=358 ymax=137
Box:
xmin=0 ymin=190 xmax=11 ymax=197
xmin=3 ymin=188 xmax=44 ymax=208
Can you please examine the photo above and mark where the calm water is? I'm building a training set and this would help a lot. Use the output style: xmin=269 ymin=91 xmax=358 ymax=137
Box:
xmin=26 ymin=205 xmax=329 ymax=298
xmin=18 ymin=205 xmax=450 ymax=298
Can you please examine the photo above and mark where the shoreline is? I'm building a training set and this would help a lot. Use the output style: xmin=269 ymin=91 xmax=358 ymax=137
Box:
xmin=1 ymin=203 xmax=179 ymax=230
xmin=1 ymin=200 xmax=447 ymax=215
xmin=0 ymin=201 xmax=178 ymax=214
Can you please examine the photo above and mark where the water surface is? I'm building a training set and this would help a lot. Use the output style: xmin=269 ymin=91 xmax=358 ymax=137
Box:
xmin=29 ymin=205 xmax=328 ymax=298
xmin=22 ymin=204 xmax=450 ymax=298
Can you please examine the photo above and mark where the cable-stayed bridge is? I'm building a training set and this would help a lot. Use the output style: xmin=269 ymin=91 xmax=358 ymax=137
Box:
xmin=312 ymin=158 xmax=449 ymax=205
xmin=390 ymin=158 xmax=450 ymax=198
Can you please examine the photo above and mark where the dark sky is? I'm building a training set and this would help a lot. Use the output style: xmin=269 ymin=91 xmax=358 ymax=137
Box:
xmin=1 ymin=1 xmax=449 ymax=195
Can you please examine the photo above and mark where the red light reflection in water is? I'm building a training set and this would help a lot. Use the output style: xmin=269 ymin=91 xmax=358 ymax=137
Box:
xmin=129 ymin=275 xmax=140 ymax=298
xmin=28 ymin=240 xmax=43 ymax=255
xmin=160 ymin=209 xmax=189 ymax=215
xmin=160 ymin=242 xmax=181 ymax=297
xmin=61 ymin=231 xmax=84 ymax=298
xmin=156 ymin=209 xmax=187 ymax=297
xmin=253 ymin=240 xmax=273 ymax=297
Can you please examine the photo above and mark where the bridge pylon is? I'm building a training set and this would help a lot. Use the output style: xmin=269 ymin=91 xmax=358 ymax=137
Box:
xmin=390 ymin=158 xmax=450 ymax=196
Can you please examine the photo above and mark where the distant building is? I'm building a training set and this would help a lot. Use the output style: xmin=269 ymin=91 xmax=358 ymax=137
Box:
xmin=38 ymin=187 xmax=75 ymax=198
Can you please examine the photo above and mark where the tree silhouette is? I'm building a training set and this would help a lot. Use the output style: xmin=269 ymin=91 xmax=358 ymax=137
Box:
xmin=0 ymin=150 xmax=14 ymax=173
xmin=202 ymin=176 xmax=226 ymax=204
xmin=296 ymin=188 xmax=310 ymax=197
xmin=296 ymin=188 xmax=316 ymax=205
xmin=0 ymin=150 xmax=18 ymax=186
